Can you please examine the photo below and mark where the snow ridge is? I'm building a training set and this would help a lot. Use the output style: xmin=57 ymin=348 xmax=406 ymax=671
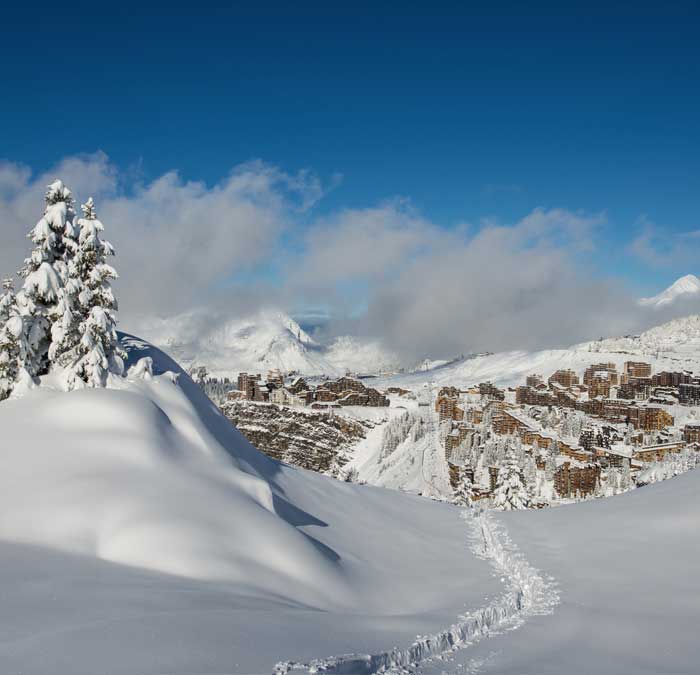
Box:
xmin=274 ymin=508 xmax=559 ymax=674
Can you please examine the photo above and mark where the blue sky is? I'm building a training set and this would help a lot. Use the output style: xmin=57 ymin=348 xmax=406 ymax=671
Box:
xmin=1 ymin=1 xmax=700 ymax=344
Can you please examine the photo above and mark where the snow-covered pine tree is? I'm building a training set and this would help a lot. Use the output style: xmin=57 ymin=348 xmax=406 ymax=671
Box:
xmin=453 ymin=472 xmax=474 ymax=506
xmin=523 ymin=453 xmax=537 ymax=492
xmin=0 ymin=278 xmax=27 ymax=400
xmin=17 ymin=180 xmax=78 ymax=376
xmin=544 ymin=447 xmax=557 ymax=482
xmin=61 ymin=198 xmax=124 ymax=387
xmin=620 ymin=457 xmax=632 ymax=491
xmin=0 ymin=278 xmax=16 ymax=328
xmin=491 ymin=443 xmax=531 ymax=511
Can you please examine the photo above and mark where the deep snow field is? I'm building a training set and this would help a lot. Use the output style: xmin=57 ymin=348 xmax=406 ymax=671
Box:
xmin=422 ymin=469 xmax=700 ymax=675
xmin=0 ymin=336 xmax=502 ymax=674
xmin=1 ymin=335 xmax=699 ymax=674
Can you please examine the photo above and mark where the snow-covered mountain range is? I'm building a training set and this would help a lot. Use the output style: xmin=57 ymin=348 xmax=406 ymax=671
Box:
xmin=377 ymin=314 xmax=700 ymax=390
xmin=142 ymin=304 xmax=700 ymax=383
xmin=639 ymin=273 xmax=700 ymax=309
xmin=139 ymin=310 xmax=401 ymax=378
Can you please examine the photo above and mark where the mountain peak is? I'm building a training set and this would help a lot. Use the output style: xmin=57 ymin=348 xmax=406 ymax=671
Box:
xmin=639 ymin=274 xmax=700 ymax=309
xmin=669 ymin=274 xmax=700 ymax=291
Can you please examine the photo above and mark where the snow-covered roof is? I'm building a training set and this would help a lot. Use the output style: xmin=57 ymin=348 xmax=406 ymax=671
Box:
xmin=603 ymin=444 xmax=634 ymax=458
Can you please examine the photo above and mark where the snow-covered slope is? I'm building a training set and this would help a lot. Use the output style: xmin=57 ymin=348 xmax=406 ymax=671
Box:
xmin=639 ymin=273 xmax=700 ymax=309
xmin=346 ymin=405 xmax=453 ymax=498
xmin=0 ymin=334 xmax=501 ymax=673
xmin=428 ymin=469 xmax=700 ymax=674
xmin=376 ymin=315 xmax=700 ymax=390
xmin=3 ymin=334 xmax=700 ymax=673
xmin=582 ymin=313 xmax=700 ymax=357
xmin=139 ymin=310 xmax=400 ymax=377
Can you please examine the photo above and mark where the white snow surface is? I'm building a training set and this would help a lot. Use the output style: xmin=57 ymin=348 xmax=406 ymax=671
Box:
xmin=420 ymin=470 xmax=700 ymax=674
xmin=639 ymin=273 xmax=700 ymax=309
xmin=2 ymin=331 xmax=700 ymax=673
xmin=0 ymin=334 xmax=504 ymax=673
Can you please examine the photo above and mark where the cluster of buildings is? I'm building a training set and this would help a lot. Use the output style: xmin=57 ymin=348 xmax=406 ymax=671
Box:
xmin=515 ymin=361 xmax=682 ymax=431
xmin=436 ymin=359 xmax=700 ymax=504
xmin=229 ymin=370 xmax=390 ymax=409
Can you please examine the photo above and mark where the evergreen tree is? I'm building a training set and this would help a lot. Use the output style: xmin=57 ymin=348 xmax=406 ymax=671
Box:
xmin=0 ymin=278 xmax=16 ymax=325
xmin=64 ymin=198 xmax=124 ymax=387
xmin=544 ymin=449 xmax=557 ymax=482
xmin=523 ymin=453 xmax=538 ymax=492
xmin=492 ymin=443 xmax=531 ymax=511
xmin=620 ymin=457 xmax=632 ymax=491
xmin=453 ymin=472 xmax=474 ymax=506
xmin=0 ymin=279 xmax=27 ymax=400
xmin=17 ymin=180 xmax=78 ymax=376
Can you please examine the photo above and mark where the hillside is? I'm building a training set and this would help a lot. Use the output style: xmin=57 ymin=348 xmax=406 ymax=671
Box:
xmin=0 ymin=334 xmax=503 ymax=673
xmin=581 ymin=313 xmax=700 ymax=357
xmin=377 ymin=314 xmax=700 ymax=390
xmin=427 ymin=469 xmax=700 ymax=674
xmin=221 ymin=399 xmax=373 ymax=476
xmin=2 ymin=335 xmax=700 ymax=673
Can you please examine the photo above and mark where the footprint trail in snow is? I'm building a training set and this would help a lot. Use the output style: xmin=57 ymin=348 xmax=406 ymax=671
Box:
xmin=274 ymin=507 xmax=559 ymax=674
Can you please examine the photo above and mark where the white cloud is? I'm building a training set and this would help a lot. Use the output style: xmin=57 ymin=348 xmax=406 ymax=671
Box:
xmin=0 ymin=153 xmax=679 ymax=362
xmin=629 ymin=217 xmax=700 ymax=269
xmin=0 ymin=155 xmax=320 ymax=328
xmin=295 ymin=199 xmax=437 ymax=286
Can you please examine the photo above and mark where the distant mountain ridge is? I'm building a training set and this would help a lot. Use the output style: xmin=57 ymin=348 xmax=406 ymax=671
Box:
xmin=581 ymin=314 xmax=700 ymax=357
xmin=639 ymin=274 xmax=700 ymax=309
xmin=140 ymin=310 xmax=400 ymax=378
xmin=376 ymin=314 xmax=700 ymax=390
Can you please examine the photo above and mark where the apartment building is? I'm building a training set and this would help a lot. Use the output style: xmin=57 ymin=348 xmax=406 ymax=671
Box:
xmin=583 ymin=363 xmax=619 ymax=387
xmin=548 ymin=369 xmax=580 ymax=388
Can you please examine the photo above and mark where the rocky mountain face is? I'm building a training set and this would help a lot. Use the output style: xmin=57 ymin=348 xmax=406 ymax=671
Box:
xmin=220 ymin=400 xmax=373 ymax=476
